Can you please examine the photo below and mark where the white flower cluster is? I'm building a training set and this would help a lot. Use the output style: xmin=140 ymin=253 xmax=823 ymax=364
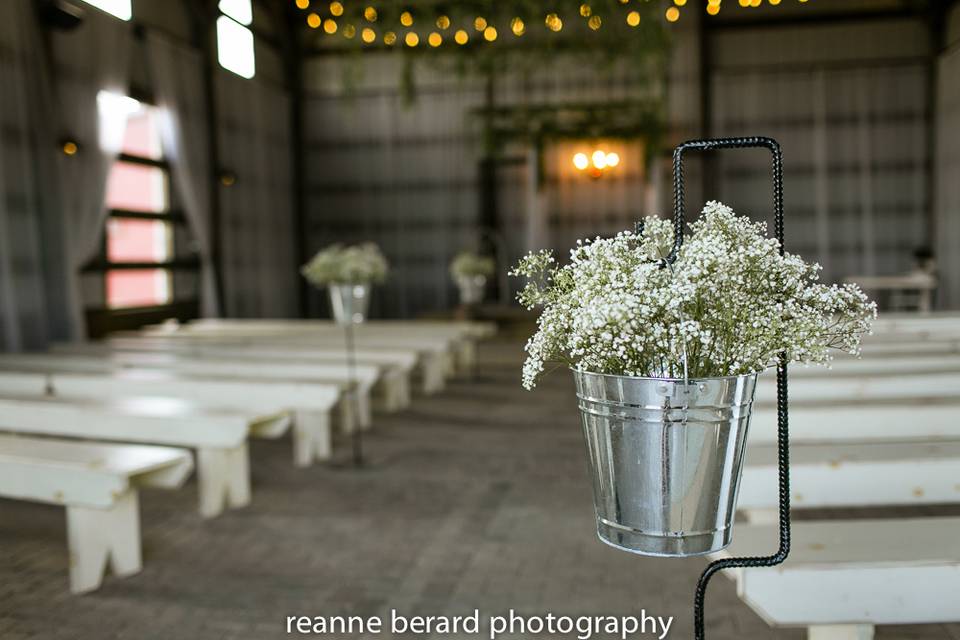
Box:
xmin=449 ymin=251 xmax=496 ymax=279
xmin=301 ymin=243 xmax=389 ymax=286
xmin=510 ymin=201 xmax=877 ymax=389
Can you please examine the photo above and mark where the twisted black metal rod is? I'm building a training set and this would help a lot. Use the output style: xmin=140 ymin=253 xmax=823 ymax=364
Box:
xmin=664 ymin=137 xmax=791 ymax=640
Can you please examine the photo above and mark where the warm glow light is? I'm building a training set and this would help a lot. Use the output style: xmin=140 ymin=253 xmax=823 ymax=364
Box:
xmin=580 ymin=4 xmax=591 ymax=17
xmin=323 ymin=18 xmax=337 ymax=33
xmin=606 ymin=152 xmax=620 ymax=167
xmin=384 ymin=30 xmax=397 ymax=44
xmin=454 ymin=29 xmax=469 ymax=44
xmin=769 ymin=0 xmax=782 ymax=4
xmin=364 ymin=6 xmax=377 ymax=21
xmin=437 ymin=15 xmax=450 ymax=29
xmin=474 ymin=16 xmax=487 ymax=31
xmin=545 ymin=13 xmax=562 ymax=31
xmin=588 ymin=15 xmax=601 ymax=30
xmin=706 ymin=3 xmax=720 ymax=14
xmin=361 ymin=27 xmax=376 ymax=42
xmin=665 ymin=6 xmax=680 ymax=21
xmin=306 ymin=12 xmax=321 ymax=28
xmin=405 ymin=31 xmax=419 ymax=46
xmin=400 ymin=10 xmax=413 ymax=26
xmin=573 ymin=153 xmax=589 ymax=170
xmin=342 ymin=24 xmax=355 ymax=38
xmin=483 ymin=26 xmax=497 ymax=41
xmin=751 ymin=0 xmax=761 ymax=6
xmin=739 ymin=0 xmax=749 ymax=6
xmin=591 ymin=150 xmax=608 ymax=169
xmin=674 ymin=0 xmax=687 ymax=5
xmin=511 ymin=17 xmax=525 ymax=36
xmin=428 ymin=32 xmax=442 ymax=46
xmin=329 ymin=1 xmax=343 ymax=16
xmin=62 ymin=141 xmax=79 ymax=156
xmin=626 ymin=10 xmax=640 ymax=26
xmin=296 ymin=0 xmax=309 ymax=9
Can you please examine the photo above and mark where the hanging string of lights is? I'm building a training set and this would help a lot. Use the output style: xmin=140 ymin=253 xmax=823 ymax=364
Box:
xmin=294 ymin=0 xmax=813 ymax=43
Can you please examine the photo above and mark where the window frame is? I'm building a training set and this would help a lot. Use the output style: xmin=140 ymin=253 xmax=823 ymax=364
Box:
xmin=82 ymin=91 xmax=200 ymax=333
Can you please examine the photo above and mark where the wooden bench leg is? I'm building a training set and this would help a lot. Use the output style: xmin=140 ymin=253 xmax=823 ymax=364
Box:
xmin=809 ymin=624 xmax=875 ymax=640
xmin=66 ymin=489 xmax=142 ymax=594
xmin=338 ymin=396 xmax=357 ymax=435
xmin=422 ymin=354 xmax=445 ymax=394
xmin=293 ymin=410 xmax=332 ymax=467
xmin=358 ymin=388 xmax=372 ymax=431
xmin=196 ymin=444 xmax=251 ymax=518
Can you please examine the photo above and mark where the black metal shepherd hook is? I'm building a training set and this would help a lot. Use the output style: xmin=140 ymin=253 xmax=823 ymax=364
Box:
xmin=662 ymin=137 xmax=791 ymax=640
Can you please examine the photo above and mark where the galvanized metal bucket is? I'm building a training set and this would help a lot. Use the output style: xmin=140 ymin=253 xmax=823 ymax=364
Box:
xmin=573 ymin=369 xmax=758 ymax=557
xmin=455 ymin=274 xmax=487 ymax=305
xmin=328 ymin=283 xmax=371 ymax=325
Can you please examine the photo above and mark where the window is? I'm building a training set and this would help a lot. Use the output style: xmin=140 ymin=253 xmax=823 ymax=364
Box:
xmin=78 ymin=0 xmax=132 ymax=21
xmin=217 ymin=0 xmax=256 ymax=79
xmin=101 ymin=96 xmax=179 ymax=309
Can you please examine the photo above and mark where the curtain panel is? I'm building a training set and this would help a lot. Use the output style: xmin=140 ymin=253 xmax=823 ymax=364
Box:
xmin=147 ymin=31 xmax=221 ymax=317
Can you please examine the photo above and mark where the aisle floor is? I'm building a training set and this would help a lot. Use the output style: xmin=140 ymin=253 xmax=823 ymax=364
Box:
xmin=1 ymin=338 xmax=958 ymax=639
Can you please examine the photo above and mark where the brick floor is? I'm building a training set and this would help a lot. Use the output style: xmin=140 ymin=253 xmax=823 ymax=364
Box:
xmin=0 ymin=338 xmax=958 ymax=639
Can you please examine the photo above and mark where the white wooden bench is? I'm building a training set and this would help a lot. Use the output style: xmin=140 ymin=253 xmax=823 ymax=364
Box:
xmin=6 ymin=352 xmax=376 ymax=432
xmin=755 ymin=371 xmax=960 ymax=405
xmin=0 ymin=434 xmax=192 ymax=593
xmin=712 ymin=517 xmax=960 ymax=639
xmin=749 ymin=398 xmax=960 ymax=445
xmin=737 ymin=440 xmax=960 ymax=523
xmin=0 ymin=368 xmax=339 ymax=468
xmin=0 ymin=395 xmax=278 ymax=518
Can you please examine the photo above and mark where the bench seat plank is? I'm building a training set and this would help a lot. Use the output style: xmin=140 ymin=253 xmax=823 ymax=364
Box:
xmin=0 ymin=434 xmax=193 ymax=593
xmin=712 ymin=518 xmax=960 ymax=627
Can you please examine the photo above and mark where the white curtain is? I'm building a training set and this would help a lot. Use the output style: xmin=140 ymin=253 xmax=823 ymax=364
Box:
xmin=147 ymin=32 xmax=220 ymax=317
xmin=54 ymin=12 xmax=133 ymax=338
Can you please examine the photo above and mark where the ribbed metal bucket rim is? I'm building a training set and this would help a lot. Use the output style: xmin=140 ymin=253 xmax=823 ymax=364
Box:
xmin=572 ymin=367 xmax=764 ymax=383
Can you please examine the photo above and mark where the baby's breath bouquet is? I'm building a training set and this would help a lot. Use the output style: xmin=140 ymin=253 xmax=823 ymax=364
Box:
xmin=449 ymin=251 xmax=496 ymax=279
xmin=301 ymin=243 xmax=389 ymax=287
xmin=511 ymin=201 xmax=876 ymax=390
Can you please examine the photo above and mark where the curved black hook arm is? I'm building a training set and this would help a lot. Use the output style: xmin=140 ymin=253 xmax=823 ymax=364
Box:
xmin=663 ymin=137 xmax=790 ymax=640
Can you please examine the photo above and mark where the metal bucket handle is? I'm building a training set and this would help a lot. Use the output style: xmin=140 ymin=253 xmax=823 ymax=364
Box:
xmin=660 ymin=137 xmax=791 ymax=640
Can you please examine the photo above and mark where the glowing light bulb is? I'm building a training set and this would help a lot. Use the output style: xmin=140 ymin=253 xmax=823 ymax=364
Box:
xmin=545 ymin=13 xmax=562 ymax=31
xmin=361 ymin=27 xmax=376 ymax=42
xmin=384 ymin=30 xmax=397 ymax=45
xmin=329 ymin=1 xmax=343 ymax=17
xmin=400 ymin=11 xmax=413 ymax=26
xmin=323 ymin=18 xmax=337 ymax=33
xmin=665 ymin=7 xmax=680 ymax=21
xmin=511 ymin=17 xmax=525 ymax=36
xmin=405 ymin=31 xmax=419 ymax=46
xmin=580 ymin=4 xmax=591 ymax=17
xmin=306 ymin=12 xmax=321 ymax=28
xmin=454 ymin=29 xmax=468 ymax=44
xmin=588 ymin=15 xmax=601 ymax=30
xmin=295 ymin=0 xmax=309 ymax=9
xmin=474 ymin=16 xmax=487 ymax=31
xmin=706 ymin=3 xmax=720 ymax=14
xmin=573 ymin=153 xmax=589 ymax=170
xmin=428 ymin=31 xmax=442 ymax=46
xmin=626 ymin=11 xmax=640 ymax=26
xmin=364 ymin=6 xmax=377 ymax=21
xmin=605 ymin=152 xmax=620 ymax=167
xmin=483 ymin=26 xmax=497 ymax=41
xmin=674 ymin=0 xmax=687 ymax=5
xmin=436 ymin=15 xmax=450 ymax=29
xmin=592 ymin=150 xmax=608 ymax=169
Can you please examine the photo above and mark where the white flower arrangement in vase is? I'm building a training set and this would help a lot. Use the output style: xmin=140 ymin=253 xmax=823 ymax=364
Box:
xmin=301 ymin=243 xmax=389 ymax=325
xmin=510 ymin=201 xmax=876 ymax=557
xmin=450 ymin=251 xmax=495 ymax=305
